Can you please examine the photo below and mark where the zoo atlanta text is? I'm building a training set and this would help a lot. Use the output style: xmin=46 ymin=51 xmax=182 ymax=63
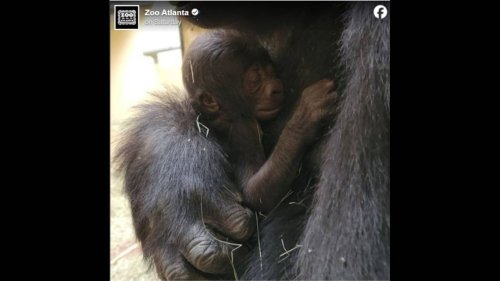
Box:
xmin=145 ymin=9 xmax=189 ymax=16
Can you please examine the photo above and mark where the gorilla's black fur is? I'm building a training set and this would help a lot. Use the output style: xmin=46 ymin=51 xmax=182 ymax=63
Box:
xmin=115 ymin=2 xmax=390 ymax=280
xmin=297 ymin=4 xmax=390 ymax=279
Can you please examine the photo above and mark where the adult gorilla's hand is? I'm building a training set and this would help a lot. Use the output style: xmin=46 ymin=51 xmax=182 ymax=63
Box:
xmin=153 ymin=185 xmax=256 ymax=280
xmin=114 ymin=95 xmax=256 ymax=280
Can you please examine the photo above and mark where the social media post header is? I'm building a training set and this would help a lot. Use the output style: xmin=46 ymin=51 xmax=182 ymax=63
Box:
xmin=113 ymin=1 xmax=389 ymax=31
xmin=114 ymin=1 xmax=201 ymax=30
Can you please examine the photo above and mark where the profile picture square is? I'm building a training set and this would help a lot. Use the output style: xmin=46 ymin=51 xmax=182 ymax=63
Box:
xmin=115 ymin=5 xmax=139 ymax=30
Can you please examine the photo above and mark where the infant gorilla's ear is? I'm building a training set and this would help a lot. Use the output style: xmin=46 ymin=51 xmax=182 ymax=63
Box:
xmin=200 ymin=93 xmax=219 ymax=113
xmin=189 ymin=89 xmax=220 ymax=117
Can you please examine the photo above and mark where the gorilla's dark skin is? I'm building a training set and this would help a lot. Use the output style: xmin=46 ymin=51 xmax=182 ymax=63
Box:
xmin=115 ymin=2 xmax=390 ymax=280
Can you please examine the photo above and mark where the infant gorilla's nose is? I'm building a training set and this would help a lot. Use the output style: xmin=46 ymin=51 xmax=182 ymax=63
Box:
xmin=265 ymin=79 xmax=284 ymax=98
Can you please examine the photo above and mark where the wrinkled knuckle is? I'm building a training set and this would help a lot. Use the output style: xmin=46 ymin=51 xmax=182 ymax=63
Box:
xmin=163 ymin=263 xmax=191 ymax=281
xmin=225 ymin=207 xmax=255 ymax=241
xmin=186 ymin=238 xmax=227 ymax=273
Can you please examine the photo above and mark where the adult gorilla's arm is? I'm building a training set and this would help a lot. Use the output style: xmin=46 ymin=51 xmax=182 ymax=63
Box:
xmin=114 ymin=91 xmax=255 ymax=280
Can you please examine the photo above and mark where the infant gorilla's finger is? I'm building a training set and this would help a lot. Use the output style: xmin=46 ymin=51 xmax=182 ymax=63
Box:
xmin=154 ymin=244 xmax=210 ymax=281
xmin=326 ymin=91 xmax=339 ymax=106
xmin=326 ymin=81 xmax=337 ymax=94
xmin=303 ymin=79 xmax=330 ymax=95
xmin=310 ymin=79 xmax=336 ymax=99
xmin=322 ymin=79 xmax=336 ymax=93
xmin=313 ymin=79 xmax=334 ymax=91
xmin=324 ymin=93 xmax=339 ymax=117
xmin=179 ymin=223 xmax=246 ymax=275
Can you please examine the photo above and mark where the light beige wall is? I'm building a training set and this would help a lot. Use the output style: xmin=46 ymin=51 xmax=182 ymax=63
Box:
xmin=110 ymin=13 xmax=184 ymax=126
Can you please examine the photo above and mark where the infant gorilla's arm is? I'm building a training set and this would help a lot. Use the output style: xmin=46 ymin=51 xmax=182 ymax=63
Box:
xmin=234 ymin=79 xmax=338 ymax=212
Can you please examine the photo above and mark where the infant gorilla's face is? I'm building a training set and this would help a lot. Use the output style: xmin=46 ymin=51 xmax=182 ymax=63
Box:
xmin=243 ymin=63 xmax=284 ymax=121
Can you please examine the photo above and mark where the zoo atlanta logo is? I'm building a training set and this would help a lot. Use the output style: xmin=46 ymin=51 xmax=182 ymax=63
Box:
xmin=115 ymin=5 xmax=139 ymax=30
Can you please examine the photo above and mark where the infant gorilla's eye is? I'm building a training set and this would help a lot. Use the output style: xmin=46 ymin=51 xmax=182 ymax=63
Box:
xmin=248 ymin=68 xmax=261 ymax=83
xmin=265 ymin=65 xmax=277 ymax=78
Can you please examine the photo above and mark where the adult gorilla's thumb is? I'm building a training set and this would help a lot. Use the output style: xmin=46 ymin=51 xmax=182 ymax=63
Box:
xmin=178 ymin=223 xmax=248 ymax=275
xmin=202 ymin=192 xmax=256 ymax=243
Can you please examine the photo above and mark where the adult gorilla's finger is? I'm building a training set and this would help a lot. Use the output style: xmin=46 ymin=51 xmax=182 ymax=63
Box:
xmin=179 ymin=223 xmax=245 ymax=275
xmin=204 ymin=195 xmax=257 ymax=243
xmin=154 ymin=244 xmax=209 ymax=281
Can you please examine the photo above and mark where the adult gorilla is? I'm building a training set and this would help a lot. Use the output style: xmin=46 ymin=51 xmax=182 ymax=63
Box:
xmin=115 ymin=2 xmax=389 ymax=280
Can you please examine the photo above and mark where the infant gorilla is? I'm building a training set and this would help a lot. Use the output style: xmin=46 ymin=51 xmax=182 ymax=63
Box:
xmin=183 ymin=30 xmax=337 ymax=212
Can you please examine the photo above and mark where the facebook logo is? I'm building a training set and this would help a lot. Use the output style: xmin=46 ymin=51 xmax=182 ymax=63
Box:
xmin=374 ymin=5 xmax=388 ymax=19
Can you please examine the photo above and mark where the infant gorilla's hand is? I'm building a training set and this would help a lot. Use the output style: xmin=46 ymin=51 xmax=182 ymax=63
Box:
xmin=288 ymin=79 xmax=338 ymax=142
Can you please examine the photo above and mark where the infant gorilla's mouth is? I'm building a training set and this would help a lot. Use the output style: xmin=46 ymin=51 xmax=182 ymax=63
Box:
xmin=258 ymin=105 xmax=282 ymax=114
xmin=257 ymin=107 xmax=282 ymax=118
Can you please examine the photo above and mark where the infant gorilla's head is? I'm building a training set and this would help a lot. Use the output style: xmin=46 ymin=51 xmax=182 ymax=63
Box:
xmin=182 ymin=30 xmax=284 ymax=123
